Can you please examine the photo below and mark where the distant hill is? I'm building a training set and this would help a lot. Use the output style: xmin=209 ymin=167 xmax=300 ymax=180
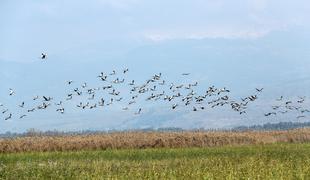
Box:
xmin=232 ymin=121 xmax=310 ymax=131
xmin=1 ymin=121 xmax=310 ymax=138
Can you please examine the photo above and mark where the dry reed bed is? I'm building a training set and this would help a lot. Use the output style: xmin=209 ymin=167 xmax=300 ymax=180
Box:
xmin=1 ymin=128 xmax=310 ymax=153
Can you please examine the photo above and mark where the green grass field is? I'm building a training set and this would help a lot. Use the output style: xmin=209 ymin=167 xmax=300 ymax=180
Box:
xmin=0 ymin=143 xmax=309 ymax=179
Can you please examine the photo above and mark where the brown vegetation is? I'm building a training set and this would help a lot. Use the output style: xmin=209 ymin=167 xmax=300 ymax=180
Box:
xmin=1 ymin=128 xmax=310 ymax=153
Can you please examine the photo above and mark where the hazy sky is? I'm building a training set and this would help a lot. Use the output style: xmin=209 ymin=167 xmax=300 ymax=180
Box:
xmin=1 ymin=0 xmax=310 ymax=132
xmin=1 ymin=0 xmax=310 ymax=62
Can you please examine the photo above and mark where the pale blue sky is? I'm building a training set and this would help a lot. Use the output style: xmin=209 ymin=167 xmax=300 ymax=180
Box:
xmin=1 ymin=0 xmax=310 ymax=62
xmin=1 ymin=0 xmax=310 ymax=132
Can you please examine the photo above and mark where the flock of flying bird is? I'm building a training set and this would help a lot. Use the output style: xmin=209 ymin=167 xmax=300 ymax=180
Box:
xmin=264 ymin=96 xmax=309 ymax=119
xmin=0 ymin=53 xmax=309 ymax=122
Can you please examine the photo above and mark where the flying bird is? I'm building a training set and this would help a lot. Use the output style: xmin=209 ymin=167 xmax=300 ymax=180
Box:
xmin=256 ymin=88 xmax=264 ymax=92
xmin=123 ymin=68 xmax=129 ymax=74
xmin=33 ymin=96 xmax=39 ymax=100
xmin=172 ymin=104 xmax=178 ymax=109
xmin=9 ymin=88 xmax=15 ymax=96
xmin=67 ymin=80 xmax=73 ymax=85
xmin=43 ymin=96 xmax=52 ymax=101
xmin=276 ymin=96 xmax=283 ymax=101
xmin=5 ymin=113 xmax=12 ymax=120
xmin=264 ymin=112 xmax=276 ymax=116
xmin=56 ymin=108 xmax=65 ymax=114
xmin=19 ymin=102 xmax=25 ymax=108
xmin=135 ymin=108 xmax=142 ymax=115
xmin=20 ymin=115 xmax=27 ymax=119
xmin=41 ymin=53 xmax=47 ymax=60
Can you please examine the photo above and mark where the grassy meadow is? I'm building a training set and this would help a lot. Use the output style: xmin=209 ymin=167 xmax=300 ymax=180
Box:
xmin=0 ymin=143 xmax=310 ymax=179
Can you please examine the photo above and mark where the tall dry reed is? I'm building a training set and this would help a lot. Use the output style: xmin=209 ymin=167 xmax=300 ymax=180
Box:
xmin=1 ymin=128 xmax=310 ymax=153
